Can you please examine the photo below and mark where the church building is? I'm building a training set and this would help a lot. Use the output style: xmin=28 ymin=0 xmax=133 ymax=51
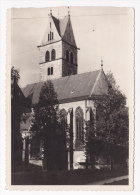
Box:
xmin=21 ymin=10 xmax=109 ymax=170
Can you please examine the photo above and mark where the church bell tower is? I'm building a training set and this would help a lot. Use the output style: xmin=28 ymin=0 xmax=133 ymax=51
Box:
xmin=37 ymin=10 xmax=79 ymax=82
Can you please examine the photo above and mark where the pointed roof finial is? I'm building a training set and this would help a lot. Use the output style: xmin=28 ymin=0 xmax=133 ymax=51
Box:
xmin=68 ymin=7 xmax=70 ymax=17
xmin=50 ymin=9 xmax=52 ymax=16
xmin=101 ymin=59 xmax=103 ymax=69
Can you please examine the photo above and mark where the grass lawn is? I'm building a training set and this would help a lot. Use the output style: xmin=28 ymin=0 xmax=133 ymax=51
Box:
xmin=12 ymin=166 xmax=128 ymax=185
xmin=104 ymin=179 xmax=128 ymax=185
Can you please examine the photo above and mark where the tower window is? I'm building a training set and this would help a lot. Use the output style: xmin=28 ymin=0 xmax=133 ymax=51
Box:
xmin=66 ymin=50 xmax=69 ymax=61
xmin=70 ymin=52 xmax=73 ymax=63
xmin=50 ymin=22 xmax=51 ymax=28
xmin=48 ymin=34 xmax=50 ymax=41
xmin=51 ymin=67 xmax=53 ymax=75
xmin=50 ymin=31 xmax=51 ymax=40
xmin=51 ymin=49 xmax=56 ymax=60
xmin=48 ymin=67 xmax=53 ymax=75
xmin=45 ymin=51 xmax=50 ymax=62
xmin=52 ymin=32 xmax=53 ymax=40
xmin=48 ymin=68 xmax=50 ymax=75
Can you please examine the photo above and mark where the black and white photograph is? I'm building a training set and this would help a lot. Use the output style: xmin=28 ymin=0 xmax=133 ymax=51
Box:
xmin=7 ymin=6 xmax=134 ymax=190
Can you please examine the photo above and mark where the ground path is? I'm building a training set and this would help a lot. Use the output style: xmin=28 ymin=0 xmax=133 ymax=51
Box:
xmin=88 ymin=175 xmax=128 ymax=185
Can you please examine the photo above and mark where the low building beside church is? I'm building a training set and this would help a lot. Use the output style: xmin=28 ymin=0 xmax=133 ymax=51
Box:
xmin=20 ymin=11 xmax=110 ymax=170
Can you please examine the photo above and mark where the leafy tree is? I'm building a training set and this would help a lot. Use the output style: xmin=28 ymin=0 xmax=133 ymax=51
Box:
xmin=11 ymin=66 xmax=21 ymax=129
xmin=11 ymin=66 xmax=20 ymax=83
xmin=30 ymin=80 xmax=61 ymax=171
xmin=11 ymin=66 xmax=22 ymax=170
xmin=86 ymin=72 xmax=129 ymax=170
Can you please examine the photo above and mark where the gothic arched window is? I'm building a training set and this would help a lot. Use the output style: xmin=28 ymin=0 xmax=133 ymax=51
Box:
xmin=66 ymin=50 xmax=69 ymax=61
xmin=51 ymin=49 xmax=56 ymax=60
xmin=70 ymin=52 xmax=73 ymax=63
xmin=48 ymin=34 xmax=50 ymax=41
xmin=76 ymin=107 xmax=84 ymax=140
xmin=45 ymin=51 xmax=50 ymax=62
xmin=52 ymin=32 xmax=54 ymax=40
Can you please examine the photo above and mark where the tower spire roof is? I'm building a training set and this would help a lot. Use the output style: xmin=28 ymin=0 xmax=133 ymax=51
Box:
xmin=39 ymin=13 xmax=77 ymax=48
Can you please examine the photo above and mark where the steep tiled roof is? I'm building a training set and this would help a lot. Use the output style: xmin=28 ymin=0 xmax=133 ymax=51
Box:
xmin=40 ymin=15 xmax=78 ymax=48
xmin=50 ymin=16 xmax=69 ymax=38
xmin=59 ymin=16 xmax=69 ymax=37
xmin=52 ymin=16 xmax=61 ymax=36
xmin=21 ymin=70 xmax=109 ymax=105
xmin=51 ymin=16 xmax=69 ymax=38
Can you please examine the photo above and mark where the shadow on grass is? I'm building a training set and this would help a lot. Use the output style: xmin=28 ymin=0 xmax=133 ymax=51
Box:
xmin=12 ymin=161 xmax=42 ymax=173
xmin=11 ymin=167 xmax=128 ymax=185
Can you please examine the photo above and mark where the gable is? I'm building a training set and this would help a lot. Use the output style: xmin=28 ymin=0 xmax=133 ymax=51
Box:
xmin=90 ymin=70 xmax=109 ymax=97
xmin=41 ymin=16 xmax=61 ymax=46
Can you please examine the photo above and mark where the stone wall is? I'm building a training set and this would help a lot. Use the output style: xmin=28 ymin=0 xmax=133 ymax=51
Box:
xmin=39 ymin=40 xmax=78 ymax=81
xmin=39 ymin=41 xmax=63 ymax=81
xmin=62 ymin=41 xmax=78 ymax=76
xmin=62 ymin=42 xmax=77 ymax=65
xmin=40 ymin=59 xmax=62 ymax=81
xmin=62 ymin=59 xmax=77 ymax=77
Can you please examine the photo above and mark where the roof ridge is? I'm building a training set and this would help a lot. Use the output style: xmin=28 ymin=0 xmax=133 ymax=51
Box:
xmin=22 ymin=69 xmax=101 ymax=88
xmin=45 ymin=69 xmax=101 ymax=82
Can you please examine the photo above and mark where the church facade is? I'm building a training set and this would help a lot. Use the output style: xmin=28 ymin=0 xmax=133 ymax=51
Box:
xmin=21 ymin=11 xmax=109 ymax=170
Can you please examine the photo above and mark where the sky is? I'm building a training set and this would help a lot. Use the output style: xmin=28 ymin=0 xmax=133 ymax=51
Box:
xmin=11 ymin=7 xmax=134 ymax=105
